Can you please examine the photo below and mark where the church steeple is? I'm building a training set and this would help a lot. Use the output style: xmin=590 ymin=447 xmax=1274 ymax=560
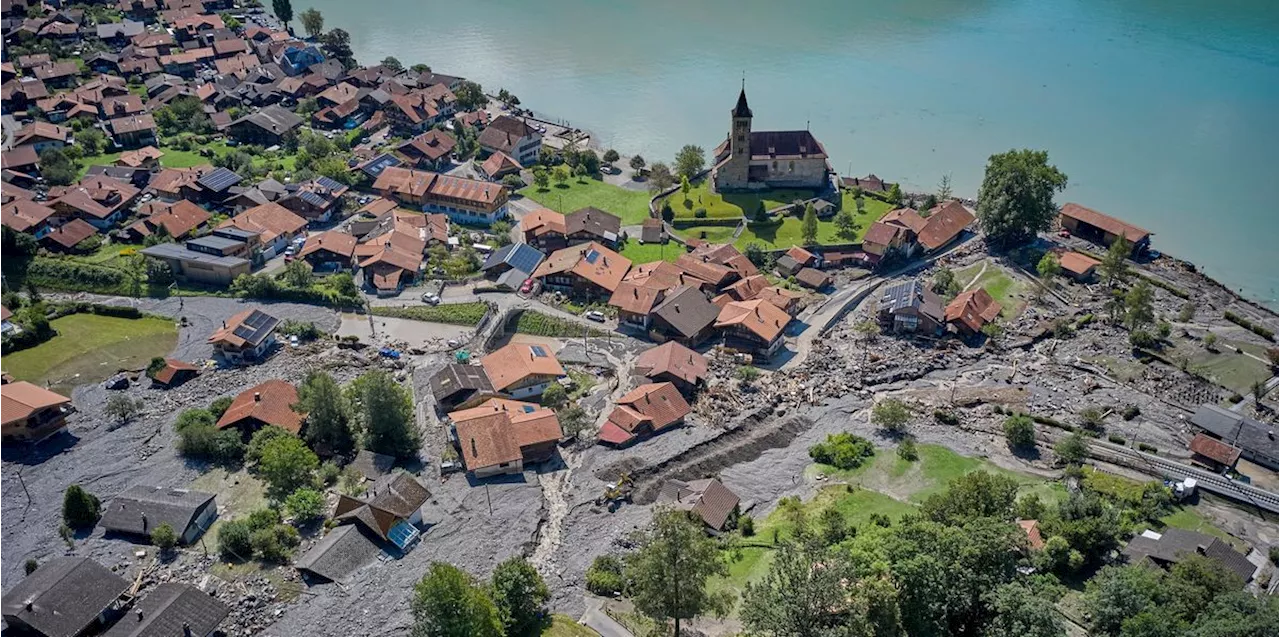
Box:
xmin=732 ymin=85 xmax=752 ymax=119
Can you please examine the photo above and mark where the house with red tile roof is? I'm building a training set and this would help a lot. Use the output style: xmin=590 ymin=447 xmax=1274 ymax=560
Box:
xmin=478 ymin=115 xmax=542 ymax=166
xmin=40 ymin=219 xmax=100 ymax=253
xmin=300 ymin=230 xmax=358 ymax=272
xmin=917 ymin=200 xmax=975 ymax=252
xmin=1188 ymin=433 xmax=1241 ymax=472
xmin=532 ymin=242 xmax=632 ymax=301
xmin=124 ymin=199 xmax=211 ymax=240
xmin=208 ymin=308 xmax=280 ymax=364
xmin=359 ymin=243 xmax=422 ymax=296
xmin=395 ymin=129 xmax=456 ymax=171
xmin=658 ymin=478 xmax=741 ymax=531
xmin=1059 ymin=202 xmax=1152 ymax=255
xmin=478 ymin=151 xmax=521 ymax=181
xmin=598 ymin=382 xmax=691 ymax=447
xmin=451 ymin=398 xmax=562 ymax=478
xmin=1057 ymin=251 xmax=1102 ymax=282
xmin=1 ymin=381 xmax=72 ymax=442
xmin=371 ymin=166 xmax=509 ymax=225
xmin=480 ymin=342 xmax=567 ymax=400
xmin=148 ymin=358 xmax=200 ymax=388
xmin=1 ymin=199 xmax=58 ymax=237
xmin=715 ymin=299 xmax=790 ymax=358
xmin=216 ymin=379 xmax=304 ymax=437
xmin=634 ymin=342 xmax=708 ymax=394
xmin=943 ymin=288 xmax=1001 ymax=336
xmin=217 ymin=202 xmax=306 ymax=258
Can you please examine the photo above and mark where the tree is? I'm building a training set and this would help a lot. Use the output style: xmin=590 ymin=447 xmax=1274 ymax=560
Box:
xmin=680 ymin=174 xmax=691 ymax=203
xmin=920 ymin=471 xmax=1019 ymax=525
xmin=975 ymin=149 xmax=1069 ymax=246
xmin=381 ymin=56 xmax=403 ymax=72
xmin=24 ymin=559 xmax=39 ymax=575
xmin=411 ymin=562 xmax=502 ymax=637
xmin=938 ymin=173 xmax=953 ymax=200
xmin=931 ymin=267 xmax=961 ymax=298
xmin=298 ymin=7 xmax=322 ymax=37
xmin=540 ymin=382 xmax=566 ymax=408
xmin=898 ymin=436 xmax=919 ymax=461
xmin=1003 ymin=413 xmax=1036 ymax=449
xmin=297 ymin=370 xmax=354 ymax=457
xmin=1124 ymin=280 xmax=1154 ymax=330
xmin=490 ymin=557 xmax=549 ymax=637
xmin=629 ymin=154 xmax=646 ymax=172
xmin=321 ymin=28 xmax=356 ymax=68
xmin=558 ymin=403 xmax=589 ymax=439
xmin=603 ymin=149 xmax=619 ymax=166
xmin=348 ymin=370 xmax=420 ymax=459
xmin=284 ymin=487 xmax=325 ymax=522
xmin=886 ymin=182 xmax=903 ymax=206
xmin=105 ymin=395 xmax=144 ymax=424
xmin=673 ymin=144 xmax=705 ymax=180
xmin=573 ymin=163 xmax=587 ymax=182
xmin=580 ymin=149 xmax=601 ymax=175
xmin=155 ymin=96 xmax=213 ymax=136
xmin=1037 ymin=253 xmax=1060 ymax=284
xmin=1078 ymin=407 xmax=1105 ymax=431
xmin=808 ymin=432 xmax=874 ymax=470
xmin=1100 ymin=238 xmax=1130 ymax=286
xmin=38 ymin=148 xmax=77 ymax=185
xmin=742 ymin=538 xmax=870 ymax=637
xmin=1055 ymin=432 xmax=1088 ymax=464
xmin=151 ymin=522 xmax=178 ymax=551
xmin=871 ymin=398 xmax=910 ymax=433
xmin=585 ymin=555 xmax=625 ymax=596
xmin=800 ymin=203 xmax=819 ymax=246
xmin=834 ymin=209 xmax=857 ymax=239
xmin=454 ymin=81 xmax=486 ymax=110
xmin=77 ymin=127 xmax=106 ymax=155
xmin=62 ymin=485 xmax=101 ymax=529
xmin=624 ymin=510 xmax=730 ymax=637
xmin=411 ymin=63 xmax=432 ymax=74
xmin=986 ymin=581 xmax=1066 ymax=637
xmin=532 ymin=166 xmax=549 ymax=190
xmin=551 ymin=165 xmax=570 ymax=187
xmin=217 ymin=519 xmax=253 ymax=561
xmin=919 ymin=194 xmax=939 ymax=214
xmin=271 ymin=0 xmax=292 ymax=25
xmin=648 ymin=162 xmax=674 ymax=192
xmin=257 ymin=435 xmax=319 ymax=499
xmin=278 ymin=258 xmax=312 ymax=289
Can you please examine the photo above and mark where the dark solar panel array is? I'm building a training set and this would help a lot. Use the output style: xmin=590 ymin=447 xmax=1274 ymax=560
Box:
xmin=231 ymin=310 xmax=280 ymax=345
xmin=362 ymin=153 xmax=401 ymax=177
xmin=584 ymin=249 xmax=600 ymax=265
xmin=298 ymin=191 xmax=328 ymax=208
xmin=506 ymin=244 xmax=544 ymax=274
xmin=315 ymin=176 xmax=345 ymax=191
xmin=197 ymin=167 xmax=243 ymax=192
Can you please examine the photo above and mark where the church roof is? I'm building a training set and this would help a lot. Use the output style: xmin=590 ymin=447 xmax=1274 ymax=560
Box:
xmin=749 ymin=130 xmax=827 ymax=160
xmin=732 ymin=88 xmax=752 ymax=118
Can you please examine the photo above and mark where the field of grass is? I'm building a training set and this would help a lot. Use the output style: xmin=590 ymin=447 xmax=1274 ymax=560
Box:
xmin=617 ymin=240 xmax=681 ymax=264
xmin=542 ymin=615 xmax=597 ymax=637
xmin=370 ymin=302 xmax=489 ymax=326
xmin=513 ymin=310 xmax=607 ymax=337
xmin=663 ymin=181 xmax=818 ymax=220
xmin=1168 ymin=339 xmax=1273 ymax=394
xmin=674 ymin=196 xmax=892 ymax=250
xmin=1158 ymin=506 xmax=1247 ymax=551
xmin=519 ymin=178 xmax=652 ymax=225
xmin=188 ymin=468 xmax=268 ymax=540
xmin=1 ymin=313 xmax=177 ymax=395
xmin=955 ymin=260 xmax=1028 ymax=320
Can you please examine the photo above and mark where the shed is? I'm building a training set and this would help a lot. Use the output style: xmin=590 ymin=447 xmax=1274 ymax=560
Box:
xmin=295 ymin=524 xmax=382 ymax=583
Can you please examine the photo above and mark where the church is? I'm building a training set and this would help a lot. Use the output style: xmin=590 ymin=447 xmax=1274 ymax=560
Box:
xmin=711 ymin=87 xmax=834 ymax=193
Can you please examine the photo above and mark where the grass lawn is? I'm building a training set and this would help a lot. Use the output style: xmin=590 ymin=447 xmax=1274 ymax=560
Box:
xmin=188 ymin=468 xmax=268 ymax=541
xmin=663 ymin=180 xmax=819 ymax=220
xmin=1158 ymin=506 xmax=1247 ymax=551
xmin=955 ymin=260 xmax=1028 ymax=320
xmin=617 ymin=240 xmax=681 ymax=264
xmin=370 ymin=302 xmax=489 ymax=326
xmin=674 ymin=196 xmax=892 ymax=250
xmin=1168 ymin=339 xmax=1273 ymax=394
xmin=513 ymin=310 xmax=607 ymax=337
xmin=673 ymin=225 xmax=738 ymax=244
xmin=1 ymin=313 xmax=177 ymax=395
xmin=542 ymin=615 xmax=597 ymax=637
xmin=519 ymin=178 xmax=652 ymax=225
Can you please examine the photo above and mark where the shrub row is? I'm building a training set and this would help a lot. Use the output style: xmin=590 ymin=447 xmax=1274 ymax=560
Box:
xmin=370 ymin=302 xmax=489 ymax=326
xmin=1137 ymin=442 xmax=1158 ymax=454
xmin=1136 ymin=273 xmax=1190 ymax=300
xmin=1223 ymin=310 xmax=1276 ymax=341
xmin=25 ymin=258 xmax=129 ymax=295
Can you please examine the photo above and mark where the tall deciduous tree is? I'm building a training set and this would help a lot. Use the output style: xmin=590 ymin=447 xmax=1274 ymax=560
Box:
xmin=673 ymin=145 xmax=705 ymax=180
xmin=647 ymin=162 xmax=674 ymax=192
xmin=298 ymin=8 xmax=323 ymax=38
xmin=490 ymin=557 xmax=549 ymax=637
xmin=1124 ymin=280 xmax=1155 ymax=330
xmin=919 ymin=471 xmax=1018 ymax=525
xmin=380 ymin=56 xmax=404 ymax=73
xmin=348 ymin=370 xmax=420 ymax=459
xmin=629 ymin=154 xmax=646 ymax=171
xmin=1100 ymin=238 xmax=1130 ymax=286
xmin=411 ymin=562 xmax=502 ymax=637
xmin=624 ymin=510 xmax=730 ymax=637
xmin=272 ymin=0 xmax=293 ymax=26
xmin=321 ymin=28 xmax=356 ymax=69
xmin=257 ymin=435 xmax=319 ymax=499
xmin=63 ymin=485 xmax=101 ymax=529
xmin=453 ymin=81 xmax=486 ymax=110
xmin=801 ymin=203 xmax=819 ymax=246
xmin=297 ymin=370 xmax=354 ymax=457
xmin=986 ymin=581 xmax=1067 ymax=637
xmin=743 ymin=537 xmax=878 ymax=637
xmin=975 ymin=149 xmax=1068 ymax=247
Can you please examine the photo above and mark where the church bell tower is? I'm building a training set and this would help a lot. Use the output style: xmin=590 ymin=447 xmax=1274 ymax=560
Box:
xmin=714 ymin=84 xmax=753 ymax=191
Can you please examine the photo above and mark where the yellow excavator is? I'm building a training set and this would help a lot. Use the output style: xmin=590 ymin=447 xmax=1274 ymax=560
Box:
xmin=596 ymin=473 xmax=633 ymax=510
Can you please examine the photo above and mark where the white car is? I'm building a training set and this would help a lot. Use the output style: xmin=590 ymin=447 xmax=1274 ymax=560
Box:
xmin=585 ymin=311 xmax=606 ymax=323
xmin=422 ymin=293 xmax=441 ymax=305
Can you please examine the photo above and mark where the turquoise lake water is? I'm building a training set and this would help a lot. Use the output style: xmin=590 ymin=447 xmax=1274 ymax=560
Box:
xmin=306 ymin=0 xmax=1278 ymax=306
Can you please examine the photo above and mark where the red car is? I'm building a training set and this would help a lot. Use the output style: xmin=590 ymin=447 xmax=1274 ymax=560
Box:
xmin=520 ymin=278 xmax=534 ymax=294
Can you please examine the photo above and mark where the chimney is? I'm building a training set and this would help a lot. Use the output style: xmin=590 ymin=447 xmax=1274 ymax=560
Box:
xmin=632 ymin=288 xmax=638 ymax=298
xmin=254 ymin=392 xmax=261 ymax=402
xmin=470 ymin=438 xmax=477 ymax=457
xmin=222 ymin=320 xmax=227 ymax=328
xmin=183 ymin=623 xmax=192 ymax=637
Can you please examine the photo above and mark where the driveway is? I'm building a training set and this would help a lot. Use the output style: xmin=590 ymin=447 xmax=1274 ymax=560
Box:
xmin=580 ymin=597 xmax=632 ymax=637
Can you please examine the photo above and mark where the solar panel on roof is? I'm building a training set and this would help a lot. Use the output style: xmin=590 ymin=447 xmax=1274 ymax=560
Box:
xmin=316 ymin=176 xmax=344 ymax=190
xmin=362 ymin=154 xmax=401 ymax=177
xmin=584 ymin=249 xmax=600 ymax=264
xmin=531 ymin=345 xmax=547 ymax=358
xmin=298 ymin=191 xmax=327 ymax=207
xmin=507 ymin=244 xmax=544 ymax=274
xmin=197 ymin=167 xmax=243 ymax=192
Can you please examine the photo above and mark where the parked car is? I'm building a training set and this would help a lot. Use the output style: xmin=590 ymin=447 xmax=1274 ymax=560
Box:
xmin=519 ymin=278 xmax=534 ymax=294
xmin=585 ymin=310 xmax=605 ymax=323
xmin=422 ymin=292 xmax=441 ymax=305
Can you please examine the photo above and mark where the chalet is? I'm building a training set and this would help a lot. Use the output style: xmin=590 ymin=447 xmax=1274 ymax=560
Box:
xmin=1058 ymin=251 xmax=1101 ymax=282
xmin=623 ymin=261 xmax=717 ymax=296
xmin=480 ymin=342 xmax=566 ymax=400
xmin=1 ymin=381 xmax=72 ymax=442
xmin=651 ymin=285 xmax=721 ymax=346
xmin=1059 ymin=203 xmax=1151 ymax=255
xmin=640 ymin=218 xmax=664 ymax=244
xmin=100 ymin=93 xmax=145 ymax=118
xmin=13 ymin=121 xmax=71 ymax=153
xmin=0 ymin=558 xmax=129 ymax=637
xmin=395 ymin=129 xmax=456 ymax=170
xmin=755 ymin=286 xmax=804 ymax=315
xmin=454 ymin=108 xmax=491 ymax=129
xmin=95 ymin=19 xmax=145 ymax=45
xmin=359 ymin=243 xmax=422 ymax=296
xmin=149 ymin=357 xmax=200 ymax=388
xmin=876 ymin=278 xmax=944 ymax=335
xmin=1 ymin=199 xmax=57 ymax=237
xmin=371 ymin=166 xmax=509 ymax=225
xmin=1123 ymin=528 xmax=1256 ymax=585
xmin=332 ymin=473 xmax=431 ymax=551
xmin=1 ymin=77 xmax=51 ymax=111
xmin=125 ymin=200 xmax=211 ymax=241
xmin=295 ymin=525 xmax=382 ymax=583
xmin=2 ymin=145 xmax=41 ymax=176
xmin=41 ymin=219 xmax=100 ymax=253
xmin=106 ymin=113 xmax=158 ymax=148
xmin=278 ymin=176 xmax=349 ymax=224
xmin=719 ymin=276 xmax=771 ymax=304
xmin=598 ymin=382 xmax=691 ymax=447
xmin=634 ymin=341 xmax=708 ymax=395
xmin=47 ymin=175 xmax=141 ymax=229
xmin=478 ymin=151 xmax=521 ymax=181
xmin=478 ymin=115 xmax=541 ymax=166
xmin=794 ymin=267 xmax=831 ymax=290
xmin=226 ymin=105 xmax=303 ymax=145
xmin=207 ymin=309 xmax=280 ymax=365
xmin=675 ymin=252 xmax=736 ymax=290
xmin=657 ymin=478 xmax=740 ymax=532
xmin=428 ymin=364 xmax=495 ymax=413
xmin=841 ymin=174 xmax=892 ymax=193
xmin=215 ymin=379 xmax=302 ymax=437
xmin=520 ymin=207 xmax=568 ymax=250
xmin=115 ymin=145 xmax=164 ymax=168
xmin=32 ymin=62 xmax=79 ymax=88
xmin=218 ymin=202 xmax=307 ymax=259
xmin=299 ymin=229 xmax=357 ymax=271
xmin=532 ymin=242 xmax=632 ymax=301
xmin=99 ymin=485 xmax=217 ymax=544
xmin=688 ymin=242 xmax=759 ymax=282
xmin=1018 ymin=520 xmax=1046 ymax=550
xmin=481 ymin=243 xmax=545 ymax=291
xmin=172 ymin=13 xmax=223 ymax=41
xmin=610 ymin=281 xmax=666 ymax=331
xmin=212 ymin=37 xmax=249 ymax=58
xmin=100 ymin=583 xmax=229 ymax=637
xmin=715 ymin=298 xmax=790 ymax=358
xmin=274 ymin=44 xmax=324 ymax=76
xmin=452 ymin=398 xmax=562 ymax=477
xmin=917 ymin=200 xmax=975 ymax=252
xmin=385 ymin=90 xmax=447 ymax=134
xmin=944 ymin=288 xmax=1001 ymax=336
xmin=1189 ymin=405 xmax=1278 ymax=470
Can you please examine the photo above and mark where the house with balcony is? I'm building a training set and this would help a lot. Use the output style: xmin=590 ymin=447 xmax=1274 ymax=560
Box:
xmin=371 ymin=166 xmax=508 ymax=225
xmin=1 ymin=381 xmax=72 ymax=443
xmin=480 ymin=342 xmax=566 ymax=400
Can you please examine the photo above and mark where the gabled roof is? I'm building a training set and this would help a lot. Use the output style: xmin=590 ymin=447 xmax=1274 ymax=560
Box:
xmin=1189 ymin=405 xmax=1277 ymax=465
xmin=480 ymin=342 xmax=566 ymax=392
xmin=1060 ymin=202 xmax=1151 ymax=244
xmin=481 ymin=242 xmax=545 ymax=275
xmin=230 ymin=105 xmax=302 ymax=135
xmin=0 ymin=558 xmax=130 ymax=637
xmin=565 ymin=207 xmax=621 ymax=239
xmin=1018 ymin=519 xmax=1045 ymax=550
xmin=1189 ymin=433 xmax=1241 ymax=466
xmin=102 ymin=583 xmax=229 ymax=637
xmin=689 ymin=242 xmax=758 ymax=279
xmin=520 ymin=207 xmax=567 ymax=237
xmin=151 ymin=357 xmax=199 ymax=385
xmin=218 ymin=202 xmax=305 ymax=244
xmin=99 ymin=484 xmax=215 ymax=537
xmin=215 ymin=379 xmax=303 ymax=434
xmin=878 ymin=278 xmax=944 ymax=321
xmin=1 ymin=199 xmax=56 ymax=232
xmin=675 ymin=253 xmax=734 ymax=288
xmin=658 ymin=478 xmax=740 ymax=530
xmin=1058 ymin=251 xmax=1101 ymax=275
xmin=299 ymin=229 xmax=357 ymax=259
xmin=456 ymin=412 xmax=523 ymax=471
xmin=715 ymin=299 xmax=790 ymax=342
xmin=918 ymin=200 xmax=975 ymax=251
xmin=943 ymin=288 xmax=1001 ymax=333
xmin=480 ymin=150 xmax=521 ymax=177
xmin=882 ymin=207 xmax=928 ymax=234
xmin=397 ymin=129 xmax=456 ymax=162
xmin=42 ymin=219 xmax=99 ymax=249
xmin=428 ymin=364 xmax=495 ymax=403
xmin=634 ymin=342 xmax=708 ymax=386
xmin=532 ymin=242 xmax=632 ymax=293
xmin=608 ymin=281 xmax=665 ymax=316
xmin=723 ymin=274 xmax=770 ymax=302
xmin=146 ymin=199 xmax=211 ymax=238
xmin=293 ymin=523 xmax=381 ymax=582
xmin=207 ymin=308 xmax=280 ymax=349
xmin=611 ymin=382 xmax=690 ymax=433
xmin=1 ymin=381 xmax=71 ymax=426
xmin=651 ymin=285 xmax=720 ymax=339
xmin=756 ymin=286 xmax=803 ymax=312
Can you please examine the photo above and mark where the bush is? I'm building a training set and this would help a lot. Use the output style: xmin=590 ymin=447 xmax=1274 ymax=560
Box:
xmin=246 ymin=425 xmax=292 ymax=466
xmin=1078 ymin=407 xmax=1105 ymax=431
xmin=209 ymin=396 xmax=234 ymax=419
xmin=1129 ymin=330 xmax=1157 ymax=350
xmin=251 ymin=524 xmax=301 ymax=562
xmin=540 ymin=382 xmax=567 ymax=408
xmin=1137 ymin=442 xmax=1158 ymax=454
xmin=1003 ymin=414 xmax=1036 ymax=449
xmin=277 ymin=320 xmax=322 ymax=341
xmin=897 ymin=437 xmax=919 ymax=461
xmin=218 ymin=520 xmax=254 ymax=560
xmin=585 ymin=555 xmax=625 ymax=596
xmin=105 ymin=395 xmax=144 ymax=424
xmin=871 ymin=399 xmax=911 ymax=433
xmin=284 ymin=488 xmax=326 ymax=523
xmin=151 ymin=522 xmax=178 ymax=550
xmin=62 ymin=485 xmax=101 ymax=529
xmin=1107 ymin=434 xmax=1126 ymax=445
xmin=694 ymin=207 xmax=707 ymax=219
xmin=24 ymin=559 xmax=38 ymax=575
xmin=1055 ymin=433 xmax=1089 ymax=465
xmin=1223 ymin=310 xmax=1275 ymax=340
xmin=247 ymin=507 xmax=281 ymax=532
xmin=176 ymin=418 xmax=245 ymax=466
xmin=738 ymin=515 xmax=755 ymax=537
xmin=933 ymin=409 xmax=960 ymax=426
xmin=809 ymin=432 xmax=875 ymax=470
xmin=1121 ymin=405 xmax=1140 ymax=421
xmin=319 ymin=461 xmax=341 ymax=486
xmin=736 ymin=365 xmax=760 ymax=383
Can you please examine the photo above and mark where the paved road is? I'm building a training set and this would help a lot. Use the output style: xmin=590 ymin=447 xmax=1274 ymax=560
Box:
xmin=580 ymin=597 xmax=632 ymax=637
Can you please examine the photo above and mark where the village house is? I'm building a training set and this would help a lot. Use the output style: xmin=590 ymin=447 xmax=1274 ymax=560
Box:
xmin=207 ymin=309 xmax=281 ymax=365
xmin=218 ymin=202 xmax=307 ymax=260
xmin=917 ymin=200 xmax=975 ymax=253
xmin=1 ymin=199 xmax=57 ymax=238
xmin=1057 ymin=250 xmax=1102 ymax=282
xmin=650 ymin=285 xmax=721 ymax=346
xmin=599 ymin=382 xmax=692 ymax=447
xmin=561 ymin=207 xmax=622 ymax=248
xmin=428 ymin=363 xmax=496 ymax=413
xmin=106 ymin=113 xmax=158 ymax=148
xmin=876 ymin=278 xmax=945 ymax=335
xmin=100 ymin=583 xmax=230 ymax=637
xmin=115 ymin=145 xmax=164 ymax=168
xmin=278 ymin=176 xmax=349 ymax=224
xmin=840 ymin=173 xmax=893 ymax=193
xmin=2 ymin=144 xmax=40 ymax=176
xmin=124 ymin=199 xmax=211 ymax=241
xmin=332 ymin=472 xmax=431 ymax=551
xmin=395 ymin=129 xmax=456 ymax=171
xmin=1188 ymin=433 xmax=1241 ymax=473
xmin=149 ymin=357 xmax=200 ymax=388
xmin=40 ymin=219 xmax=98 ymax=253
xmin=794 ymin=267 xmax=831 ymax=290
xmin=715 ymin=298 xmax=790 ymax=358
xmin=299 ymin=229 xmax=357 ymax=272
xmin=227 ymin=105 xmax=303 ymax=145
xmin=1189 ymin=404 xmax=1278 ymax=470
xmin=371 ymin=166 xmax=509 ymax=225
xmin=13 ymin=121 xmax=71 ymax=153
xmin=478 ymin=151 xmax=521 ymax=181
xmin=99 ymin=485 xmax=217 ymax=544
xmin=1059 ymin=202 xmax=1152 ymax=256
xmin=359 ymin=242 xmax=422 ymax=296
xmin=1 ymin=381 xmax=72 ymax=443
xmin=609 ymin=280 xmax=667 ymax=331
xmin=657 ymin=478 xmax=741 ymax=532
xmin=774 ymin=246 xmax=820 ymax=277
xmin=451 ymin=398 xmax=563 ymax=477
xmin=755 ymin=286 xmax=804 ymax=316
xmin=47 ymin=175 xmax=141 ymax=229
xmin=1122 ymin=528 xmax=1256 ymax=585
xmin=140 ymin=236 xmax=252 ymax=285
xmin=478 ymin=114 xmax=542 ymax=166
xmin=711 ymin=87 xmax=833 ymax=192
xmin=481 ymin=242 xmax=546 ymax=291
xmin=943 ymin=288 xmax=1002 ymax=337
xmin=0 ymin=557 xmax=130 ymax=637
xmin=634 ymin=341 xmax=709 ymax=395
xmin=480 ymin=342 xmax=566 ymax=400
xmin=532 ymin=241 xmax=632 ymax=301
xmin=215 ymin=379 xmax=302 ymax=438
